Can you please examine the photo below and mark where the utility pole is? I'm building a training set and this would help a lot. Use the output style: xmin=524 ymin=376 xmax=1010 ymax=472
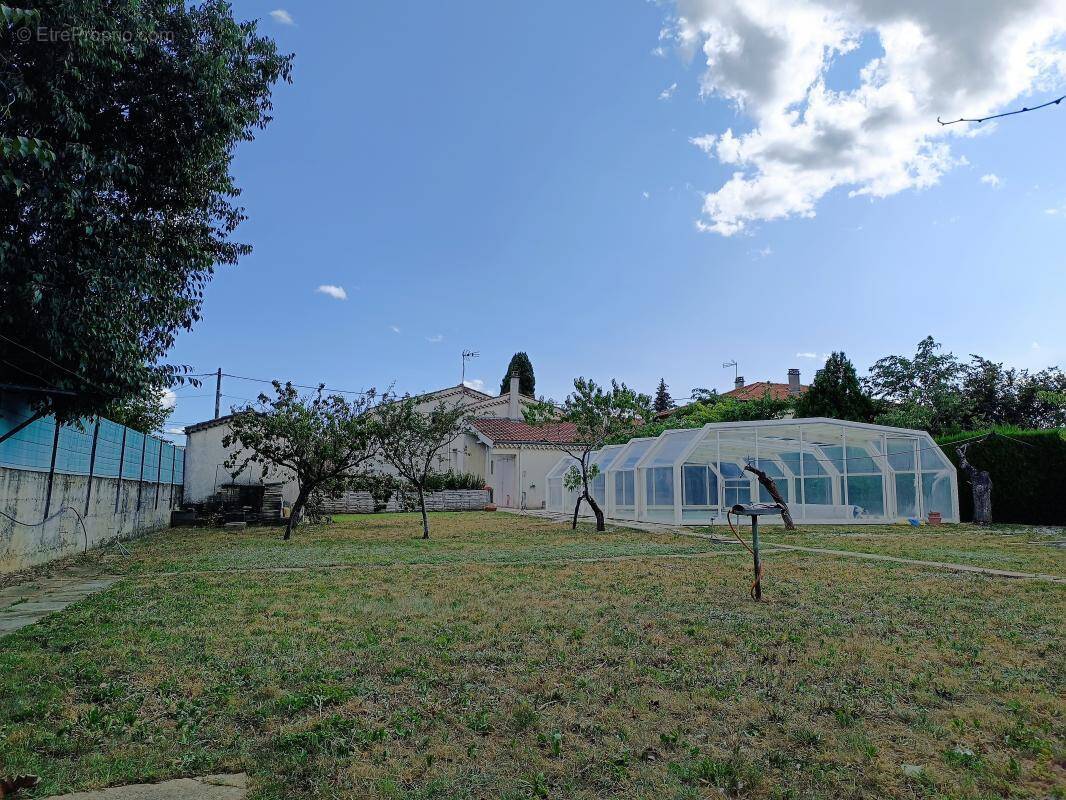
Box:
xmin=214 ymin=367 xmax=222 ymax=419
xmin=461 ymin=350 xmax=479 ymax=387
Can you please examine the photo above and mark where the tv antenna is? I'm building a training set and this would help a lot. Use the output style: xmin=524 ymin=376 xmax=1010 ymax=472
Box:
xmin=722 ymin=360 xmax=738 ymax=381
xmin=461 ymin=350 xmax=479 ymax=387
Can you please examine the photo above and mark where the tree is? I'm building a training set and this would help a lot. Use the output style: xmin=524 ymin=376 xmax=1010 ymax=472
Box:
xmin=866 ymin=336 xmax=972 ymax=436
xmin=373 ymin=395 xmax=468 ymax=539
xmin=962 ymin=358 xmax=1066 ymax=429
xmin=793 ymin=352 xmax=873 ymax=422
xmin=223 ymin=383 xmax=378 ymax=541
xmin=524 ymin=377 xmax=651 ymax=531
xmin=0 ymin=1 xmax=292 ymax=421
xmin=653 ymin=378 xmax=674 ymax=413
xmin=500 ymin=352 xmax=535 ymax=396
xmin=104 ymin=385 xmax=174 ymax=434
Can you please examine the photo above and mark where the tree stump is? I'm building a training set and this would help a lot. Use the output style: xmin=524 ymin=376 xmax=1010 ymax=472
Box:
xmin=957 ymin=442 xmax=992 ymax=525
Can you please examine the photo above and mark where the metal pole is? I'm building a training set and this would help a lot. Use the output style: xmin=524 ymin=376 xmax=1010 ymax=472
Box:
xmin=115 ymin=426 xmax=127 ymax=513
xmin=169 ymin=445 xmax=177 ymax=508
xmin=42 ymin=421 xmax=61 ymax=521
xmin=84 ymin=419 xmax=100 ymax=516
xmin=214 ymin=368 xmax=222 ymax=419
xmin=154 ymin=439 xmax=163 ymax=509
xmin=751 ymin=515 xmax=762 ymax=600
xmin=136 ymin=434 xmax=147 ymax=511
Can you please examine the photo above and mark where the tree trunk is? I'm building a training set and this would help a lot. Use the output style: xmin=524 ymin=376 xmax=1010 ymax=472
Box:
xmin=585 ymin=491 xmax=606 ymax=532
xmin=286 ymin=487 xmax=311 ymax=541
xmin=417 ymin=485 xmax=430 ymax=539
xmin=957 ymin=443 xmax=992 ymax=525
xmin=743 ymin=464 xmax=796 ymax=530
xmin=571 ymin=495 xmax=582 ymax=529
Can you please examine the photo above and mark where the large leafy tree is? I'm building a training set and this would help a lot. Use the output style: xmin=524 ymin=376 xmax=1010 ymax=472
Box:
xmin=525 ymin=378 xmax=650 ymax=531
xmin=793 ymin=352 xmax=873 ymax=422
xmin=866 ymin=336 xmax=972 ymax=435
xmin=373 ymin=396 xmax=468 ymax=539
xmin=0 ymin=1 xmax=292 ymax=421
xmin=104 ymin=384 xmax=173 ymax=434
xmin=499 ymin=352 xmax=535 ymax=396
xmin=223 ymin=383 xmax=378 ymax=541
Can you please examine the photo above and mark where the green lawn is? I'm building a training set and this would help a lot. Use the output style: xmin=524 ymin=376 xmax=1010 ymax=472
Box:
xmin=752 ymin=523 xmax=1066 ymax=575
xmin=1 ymin=512 xmax=1063 ymax=799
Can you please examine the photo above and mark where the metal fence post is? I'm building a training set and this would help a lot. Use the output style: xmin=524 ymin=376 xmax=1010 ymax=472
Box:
xmin=115 ymin=426 xmax=127 ymax=513
xmin=136 ymin=434 xmax=147 ymax=511
xmin=154 ymin=440 xmax=163 ymax=509
xmin=84 ymin=419 xmax=100 ymax=516
xmin=42 ymin=421 xmax=61 ymax=521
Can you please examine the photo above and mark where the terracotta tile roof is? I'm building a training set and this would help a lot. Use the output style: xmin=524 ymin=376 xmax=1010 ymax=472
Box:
xmin=470 ymin=417 xmax=582 ymax=445
xmin=722 ymin=382 xmax=807 ymax=401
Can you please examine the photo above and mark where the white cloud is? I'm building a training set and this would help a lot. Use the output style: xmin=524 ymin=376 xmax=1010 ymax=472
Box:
xmin=1046 ymin=204 xmax=1066 ymax=215
xmin=426 ymin=334 xmax=444 ymax=343
xmin=750 ymin=244 xmax=773 ymax=259
xmin=159 ymin=388 xmax=176 ymax=409
xmin=659 ymin=82 xmax=678 ymax=100
xmin=795 ymin=351 xmax=819 ymax=359
xmin=389 ymin=324 xmax=401 ymax=333
xmin=316 ymin=284 xmax=347 ymax=300
xmin=642 ymin=190 xmax=651 ymax=199
xmin=269 ymin=9 xmax=294 ymax=25
xmin=672 ymin=0 xmax=1066 ymax=235
xmin=463 ymin=378 xmax=486 ymax=392
xmin=980 ymin=173 xmax=1002 ymax=188
xmin=164 ymin=427 xmax=185 ymax=436
xmin=1032 ymin=341 xmax=1042 ymax=350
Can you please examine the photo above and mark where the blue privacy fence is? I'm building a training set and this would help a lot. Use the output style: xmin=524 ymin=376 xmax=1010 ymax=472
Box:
xmin=0 ymin=396 xmax=185 ymax=487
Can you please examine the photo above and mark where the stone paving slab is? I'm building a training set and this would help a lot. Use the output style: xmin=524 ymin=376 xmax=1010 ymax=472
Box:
xmin=41 ymin=773 xmax=248 ymax=800
xmin=0 ymin=575 xmax=119 ymax=637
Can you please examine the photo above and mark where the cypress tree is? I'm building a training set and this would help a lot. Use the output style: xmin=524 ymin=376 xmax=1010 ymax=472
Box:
xmin=500 ymin=352 xmax=536 ymax=396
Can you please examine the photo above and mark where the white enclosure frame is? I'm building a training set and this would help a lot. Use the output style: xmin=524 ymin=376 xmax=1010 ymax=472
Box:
xmin=602 ymin=418 xmax=958 ymax=526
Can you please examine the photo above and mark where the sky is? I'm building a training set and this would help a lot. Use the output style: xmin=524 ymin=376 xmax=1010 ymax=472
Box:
xmin=163 ymin=0 xmax=1066 ymax=438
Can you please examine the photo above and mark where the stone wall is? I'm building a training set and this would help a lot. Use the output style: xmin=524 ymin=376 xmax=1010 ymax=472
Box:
xmin=0 ymin=466 xmax=178 ymax=574
xmin=318 ymin=489 xmax=490 ymax=514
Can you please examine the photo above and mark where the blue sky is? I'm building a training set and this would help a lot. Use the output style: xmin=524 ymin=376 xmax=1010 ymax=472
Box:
xmin=164 ymin=0 xmax=1066 ymax=435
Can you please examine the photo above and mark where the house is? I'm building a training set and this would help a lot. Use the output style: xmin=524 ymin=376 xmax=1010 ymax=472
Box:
xmin=656 ymin=368 xmax=808 ymax=419
xmin=723 ymin=368 xmax=807 ymax=401
xmin=182 ymin=371 xmax=582 ymax=511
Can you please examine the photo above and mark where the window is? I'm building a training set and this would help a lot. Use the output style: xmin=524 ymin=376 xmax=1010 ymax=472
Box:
xmin=720 ymin=462 xmax=751 ymax=508
xmin=756 ymin=459 xmax=789 ymax=504
xmin=682 ymin=465 xmax=718 ymax=507
xmin=645 ymin=467 xmax=674 ymax=506
xmin=614 ymin=471 xmax=635 ymax=506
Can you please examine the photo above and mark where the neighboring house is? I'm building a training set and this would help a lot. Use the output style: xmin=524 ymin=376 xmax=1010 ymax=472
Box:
xmin=657 ymin=368 xmax=808 ymax=419
xmin=722 ymin=368 xmax=807 ymax=401
xmin=182 ymin=371 xmax=581 ymax=510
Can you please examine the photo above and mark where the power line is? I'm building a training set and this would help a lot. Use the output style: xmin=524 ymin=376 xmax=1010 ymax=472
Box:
xmin=938 ymin=93 xmax=1065 ymax=126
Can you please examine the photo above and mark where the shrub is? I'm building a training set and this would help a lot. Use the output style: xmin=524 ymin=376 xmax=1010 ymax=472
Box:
xmin=421 ymin=470 xmax=485 ymax=492
xmin=936 ymin=427 xmax=1066 ymax=524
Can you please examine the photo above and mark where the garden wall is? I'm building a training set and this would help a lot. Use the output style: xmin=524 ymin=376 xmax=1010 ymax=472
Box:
xmin=0 ymin=465 xmax=179 ymax=573
xmin=318 ymin=489 xmax=490 ymax=514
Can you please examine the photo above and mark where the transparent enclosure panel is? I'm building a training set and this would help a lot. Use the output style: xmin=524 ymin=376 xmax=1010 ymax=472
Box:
xmin=922 ymin=472 xmax=953 ymax=518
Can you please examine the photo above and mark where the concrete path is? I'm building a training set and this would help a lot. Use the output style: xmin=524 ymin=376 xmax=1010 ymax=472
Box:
xmin=0 ymin=574 xmax=119 ymax=636
xmin=42 ymin=774 xmax=247 ymax=800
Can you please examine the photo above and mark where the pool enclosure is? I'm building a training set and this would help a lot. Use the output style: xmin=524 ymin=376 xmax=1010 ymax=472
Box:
xmin=545 ymin=418 xmax=959 ymax=525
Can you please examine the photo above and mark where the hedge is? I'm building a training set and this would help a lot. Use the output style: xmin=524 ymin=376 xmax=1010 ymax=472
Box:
xmin=936 ymin=427 xmax=1066 ymax=525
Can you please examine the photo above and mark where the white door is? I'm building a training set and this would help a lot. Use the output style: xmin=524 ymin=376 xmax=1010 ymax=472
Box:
xmin=495 ymin=456 xmax=516 ymax=508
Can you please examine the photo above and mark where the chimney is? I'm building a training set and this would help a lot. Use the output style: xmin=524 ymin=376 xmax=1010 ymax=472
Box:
xmin=788 ymin=368 xmax=801 ymax=396
xmin=734 ymin=375 xmax=745 ymax=390
xmin=508 ymin=370 xmax=520 ymax=420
